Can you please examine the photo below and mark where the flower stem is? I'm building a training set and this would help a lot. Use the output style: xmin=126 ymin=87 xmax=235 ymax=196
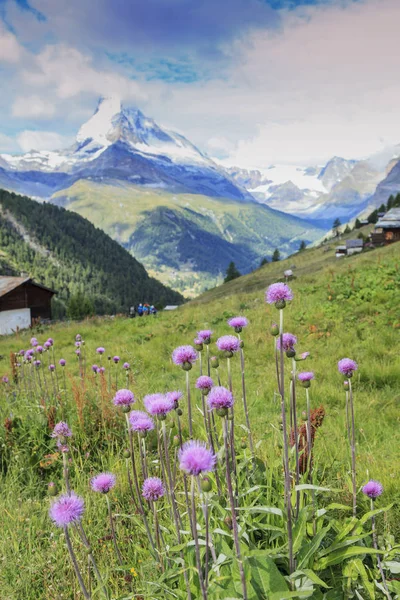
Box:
xmin=279 ymin=308 xmax=294 ymax=576
xmin=239 ymin=342 xmax=254 ymax=454
xmin=291 ymin=358 xmax=300 ymax=517
xmin=370 ymin=500 xmax=392 ymax=600
xmin=191 ymin=476 xmax=207 ymax=600
xmin=223 ymin=417 xmax=247 ymax=599
xmin=64 ymin=526 xmax=91 ymax=600
xmin=77 ymin=523 xmax=110 ymax=599
xmin=63 ymin=452 xmax=70 ymax=494
xmin=162 ymin=420 xmax=183 ymax=533
xmin=106 ymin=494 xmax=123 ymax=566
xmin=348 ymin=379 xmax=357 ymax=517
xmin=186 ymin=370 xmax=193 ymax=438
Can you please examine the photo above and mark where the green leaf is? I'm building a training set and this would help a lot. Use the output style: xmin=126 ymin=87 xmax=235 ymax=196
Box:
xmin=297 ymin=526 xmax=331 ymax=569
xmin=301 ymin=569 xmax=330 ymax=589
xmin=314 ymin=547 xmax=382 ymax=570
xmin=294 ymin=485 xmax=333 ymax=492
xmin=236 ymin=506 xmax=283 ymax=517
xmin=359 ymin=505 xmax=393 ymax=525
xmin=292 ymin=507 xmax=309 ymax=554
xmin=317 ymin=534 xmax=370 ymax=558
xmin=350 ymin=559 xmax=375 ymax=600
xmin=248 ymin=556 xmax=289 ymax=597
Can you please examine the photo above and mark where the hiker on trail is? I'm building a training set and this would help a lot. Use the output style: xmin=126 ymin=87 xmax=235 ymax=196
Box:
xmin=129 ymin=305 xmax=136 ymax=318
xmin=150 ymin=305 xmax=157 ymax=316
xmin=137 ymin=304 xmax=144 ymax=317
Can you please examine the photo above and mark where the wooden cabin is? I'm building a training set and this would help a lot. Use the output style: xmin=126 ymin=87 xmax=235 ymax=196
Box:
xmin=0 ymin=277 xmax=56 ymax=335
xmin=371 ymin=208 xmax=400 ymax=245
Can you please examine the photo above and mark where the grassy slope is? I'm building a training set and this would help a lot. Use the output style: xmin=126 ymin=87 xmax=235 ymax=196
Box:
xmin=0 ymin=240 xmax=399 ymax=598
xmin=52 ymin=180 xmax=324 ymax=296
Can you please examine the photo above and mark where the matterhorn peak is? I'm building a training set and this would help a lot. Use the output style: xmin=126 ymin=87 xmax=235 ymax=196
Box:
xmin=76 ymin=96 xmax=122 ymax=145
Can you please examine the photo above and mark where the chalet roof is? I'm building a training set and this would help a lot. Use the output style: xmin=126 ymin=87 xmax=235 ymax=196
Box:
xmin=346 ymin=239 xmax=363 ymax=248
xmin=0 ymin=276 xmax=56 ymax=298
xmin=376 ymin=208 xmax=400 ymax=229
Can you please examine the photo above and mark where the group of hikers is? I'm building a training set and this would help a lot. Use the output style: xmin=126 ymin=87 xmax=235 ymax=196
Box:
xmin=129 ymin=303 xmax=157 ymax=317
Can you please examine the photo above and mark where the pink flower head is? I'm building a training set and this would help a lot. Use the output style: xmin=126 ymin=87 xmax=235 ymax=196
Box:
xmin=298 ymin=352 xmax=310 ymax=360
xmin=33 ymin=360 xmax=41 ymax=367
xmin=52 ymin=421 xmax=72 ymax=438
xmin=75 ymin=350 xmax=81 ymax=356
xmin=362 ymin=480 xmax=383 ymax=499
xmin=76 ymin=334 xmax=82 ymax=341
xmin=59 ymin=358 xmax=66 ymax=367
xmin=142 ymin=477 xmax=165 ymax=501
xmin=166 ymin=390 xmax=183 ymax=407
xmin=195 ymin=376 xmax=214 ymax=391
xmin=338 ymin=358 xmax=358 ymax=377
xmin=97 ymin=367 xmax=105 ymax=374
xmin=44 ymin=341 xmax=52 ymax=350
xmin=30 ymin=337 xmax=38 ymax=347
xmin=216 ymin=335 xmax=240 ymax=353
xmin=92 ymin=364 xmax=98 ymax=373
xmin=298 ymin=372 xmax=314 ymax=382
xmin=36 ymin=345 xmax=44 ymax=354
xmin=266 ymin=282 xmax=294 ymax=305
xmin=144 ymin=393 xmax=175 ymax=416
xmin=49 ymin=364 xmax=55 ymax=372
xmin=75 ymin=341 xmax=81 ymax=347
xmin=276 ymin=333 xmax=297 ymax=351
xmin=123 ymin=362 xmax=130 ymax=370
xmin=197 ymin=330 xmax=213 ymax=343
xmin=113 ymin=356 xmax=120 ymax=363
xmin=46 ymin=338 xmax=54 ymax=346
xmin=228 ymin=316 xmax=248 ymax=331
xmin=172 ymin=345 xmax=197 ymax=366
xmin=179 ymin=440 xmax=216 ymax=476
xmin=57 ymin=440 xmax=69 ymax=453
xmin=2 ymin=375 xmax=9 ymax=383
xmin=129 ymin=410 xmax=149 ymax=423
xmin=113 ymin=388 xmax=135 ymax=407
xmin=194 ymin=337 xmax=203 ymax=346
xmin=96 ymin=347 xmax=105 ymax=355
xmin=91 ymin=472 xmax=116 ymax=494
xmin=130 ymin=415 xmax=155 ymax=432
xmin=49 ymin=492 xmax=84 ymax=527
xmin=207 ymin=386 xmax=234 ymax=410
xmin=19 ymin=349 xmax=25 ymax=356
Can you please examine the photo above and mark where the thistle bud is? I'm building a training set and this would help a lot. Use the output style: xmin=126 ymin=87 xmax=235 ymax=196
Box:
xmin=286 ymin=349 xmax=296 ymax=358
xmin=122 ymin=404 xmax=131 ymax=413
xmin=300 ymin=380 xmax=311 ymax=388
xmin=239 ymin=340 xmax=244 ymax=349
xmin=210 ymin=356 xmax=219 ymax=369
xmin=344 ymin=380 xmax=350 ymax=391
xmin=201 ymin=477 xmax=212 ymax=493
xmin=224 ymin=516 xmax=233 ymax=530
xmin=182 ymin=362 xmax=192 ymax=372
xmin=176 ymin=408 xmax=183 ymax=416
xmin=275 ymin=299 xmax=286 ymax=310
xmin=224 ymin=350 xmax=233 ymax=359
xmin=194 ymin=343 xmax=203 ymax=351
xmin=270 ymin=324 xmax=279 ymax=336
xmin=48 ymin=482 xmax=58 ymax=496
xmin=157 ymin=413 xmax=167 ymax=421
xmin=234 ymin=326 xmax=242 ymax=334
xmin=216 ymin=407 xmax=228 ymax=418
xmin=123 ymin=449 xmax=131 ymax=459
xmin=240 ymin=440 xmax=247 ymax=450
xmin=173 ymin=435 xmax=180 ymax=447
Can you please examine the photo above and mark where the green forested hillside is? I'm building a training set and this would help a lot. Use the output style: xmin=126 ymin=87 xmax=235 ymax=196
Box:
xmin=0 ymin=189 xmax=183 ymax=316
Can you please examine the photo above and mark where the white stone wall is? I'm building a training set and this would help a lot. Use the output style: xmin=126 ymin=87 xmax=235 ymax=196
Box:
xmin=0 ymin=308 xmax=31 ymax=335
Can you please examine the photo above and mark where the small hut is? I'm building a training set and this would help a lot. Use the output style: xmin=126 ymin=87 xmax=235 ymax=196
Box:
xmin=0 ymin=276 xmax=56 ymax=335
xmin=371 ymin=208 xmax=400 ymax=245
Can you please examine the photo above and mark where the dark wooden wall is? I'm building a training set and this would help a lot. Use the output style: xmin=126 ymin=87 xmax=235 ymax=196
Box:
xmin=0 ymin=282 xmax=54 ymax=320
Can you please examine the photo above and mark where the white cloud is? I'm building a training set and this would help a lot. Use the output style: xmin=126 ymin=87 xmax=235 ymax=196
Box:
xmin=0 ymin=23 xmax=22 ymax=63
xmin=12 ymin=95 xmax=55 ymax=118
xmin=0 ymin=133 xmax=20 ymax=153
xmin=16 ymin=130 xmax=73 ymax=152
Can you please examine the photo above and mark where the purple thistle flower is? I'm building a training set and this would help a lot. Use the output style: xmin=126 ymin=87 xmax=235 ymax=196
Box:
xmin=338 ymin=358 xmax=358 ymax=377
xmin=362 ymin=480 xmax=383 ymax=499
xmin=44 ymin=341 xmax=52 ymax=350
xmin=49 ymin=364 xmax=55 ymax=372
xmin=19 ymin=349 xmax=25 ymax=356
xmin=47 ymin=338 xmax=54 ymax=346
xmin=216 ymin=335 xmax=240 ymax=354
xmin=265 ymin=282 xmax=294 ymax=305
xmin=59 ymin=358 xmax=66 ymax=367
xmin=195 ymin=376 xmax=214 ymax=391
xmin=123 ymin=362 xmax=130 ymax=370
xmin=91 ymin=472 xmax=117 ymax=494
xmin=96 ymin=347 xmax=105 ymax=355
xmin=144 ymin=393 xmax=175 ymax=416
xmin=30 ymin=337 xmax=38 ymax=347
xmin=179 ymin=440 xmax=216 ymax=476
xmin=142 ymin=477 xmax=165 ymax=501
xmin=2 ymin=376 xmax=9 ymax=383
xmin=49 ymin=492 xmax=84 ymax=527
xmin=228 ymin=316 xmax=248 ymax=331
xmin=98 ymin=367 xmax=105 ymax=374
xmin=207 ymin=386 xmax=234 ymax=410
xmin=276 ymin=333 xmax=297 ymax=351
xmin=113 ymin=356 xmax=120 ymax=363
xmin=194 ymin=337 xmax=203 ymax=347
xmin=92 ymin=364 xmax=98 ymax=373
xmin=166 ymin=390 xmax=183 ymax=407
xmin=57 ymin=440 xmax=69 ymax=453
xmin=75 ymin=341 xmax=81 ymax=347
xmin=33 ymin=360 xmax=41 ymax=367
xmin=197 ymin=329 xmax=213 ymax=343
xmin=172 ymin=345 xmax=197 ymax=366
xmin=75 ymin=350 xmax=81 ymax=356
xmin=36 ymin=345 xmax=44 ymax=354
xmin=76 ymin=334 xmax=82 ymax=341
xmin=129 ymin=410 xmax=149 ymax=423
xmin=131 ymin=416 xmax=155 ymax=432
xmin=52 ymin=421 xmax=72 ymax=438
xmin=298 ymin=352 xmax=310 ymax=360
xmin=298 ymin=372 xmax=314 ymax=382
xmin=113 ymin=389 xmax=135 ymax=407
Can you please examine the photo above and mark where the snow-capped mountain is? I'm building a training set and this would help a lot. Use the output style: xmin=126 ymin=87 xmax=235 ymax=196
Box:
xmin=0 ymin=97 xmax=251 ymax=201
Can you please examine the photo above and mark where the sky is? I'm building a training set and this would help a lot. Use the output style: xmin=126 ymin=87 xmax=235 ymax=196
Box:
xmin=0 ymin=0 xmax=399 ymax=167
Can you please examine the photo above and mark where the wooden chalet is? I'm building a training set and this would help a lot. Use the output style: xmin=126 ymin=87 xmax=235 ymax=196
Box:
xmin=0 ymin=276 xmax=56 ymax=335
xmin=371 ymin=208 xmax=400 ymax=245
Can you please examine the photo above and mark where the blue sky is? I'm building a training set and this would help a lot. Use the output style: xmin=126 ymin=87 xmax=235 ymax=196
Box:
xmin=1 ymin=0 xmax=399 ymax=166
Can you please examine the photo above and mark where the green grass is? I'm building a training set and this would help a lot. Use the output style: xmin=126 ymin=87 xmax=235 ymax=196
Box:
xmin=0 ymin=241 xmax=399 ymax=598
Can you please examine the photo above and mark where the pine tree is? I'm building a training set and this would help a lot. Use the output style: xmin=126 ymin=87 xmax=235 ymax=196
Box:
xmin=299 ymin=240 xmax=306 ymax=252
xmin=259 ymin=257 xmax=268 ymax=267
xmin=354 ymin=218 xmax=361 ymax=229
xmin=368 ymin=209 xmax=379 ymax=224
xmin=272 ymin=248 xmax=280 ymax=262
xmin=224 ymin=261 xmax=241 ymax=283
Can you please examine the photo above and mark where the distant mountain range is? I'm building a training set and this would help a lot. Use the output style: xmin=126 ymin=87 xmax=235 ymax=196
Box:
xmin=0 ymin=98 xmax=324 ymax=295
